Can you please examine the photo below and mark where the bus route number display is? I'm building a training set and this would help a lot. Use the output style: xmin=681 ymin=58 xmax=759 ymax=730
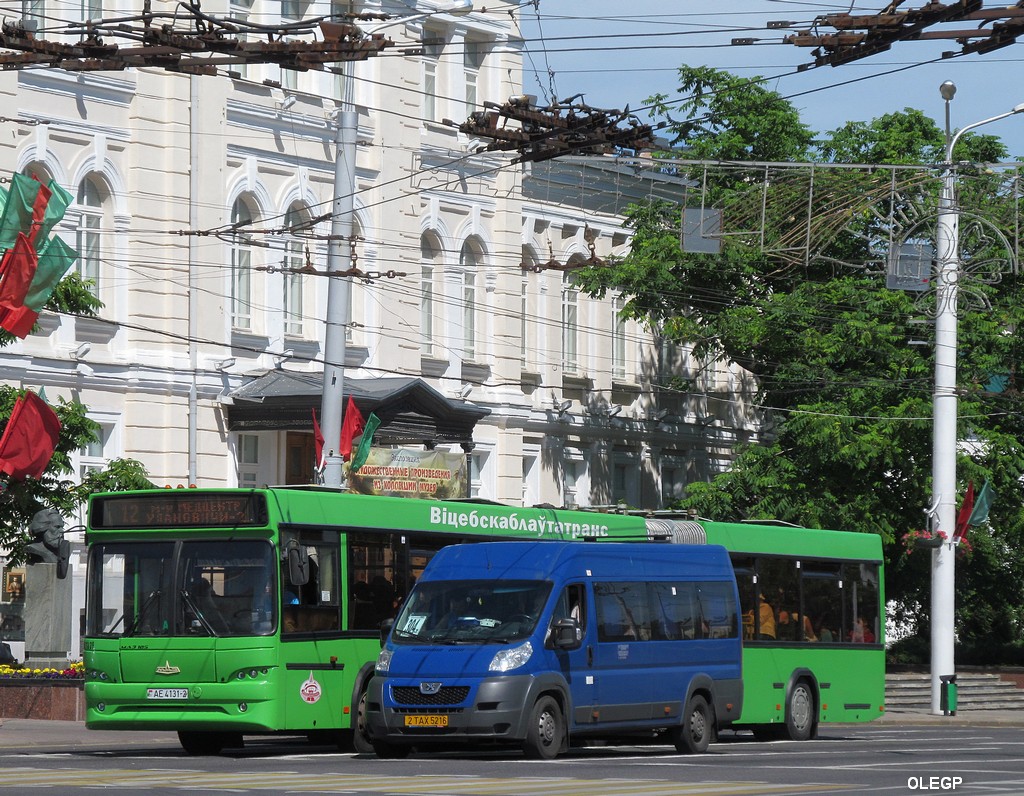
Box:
xmin=91 ymin=493 xmax=268 ymax=529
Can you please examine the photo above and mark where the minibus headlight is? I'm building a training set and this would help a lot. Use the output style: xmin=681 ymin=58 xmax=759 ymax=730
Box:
xmin=489 ymin=641 xmax=533 ymax=672
xmin=375 ymin=648 xmax=393 ymax=673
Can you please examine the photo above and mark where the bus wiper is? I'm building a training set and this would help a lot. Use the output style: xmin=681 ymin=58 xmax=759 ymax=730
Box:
xmin=125 ymin=589 xmax=161 ymax=636
xmin=180 ymin=588 xmax=217 ymax=636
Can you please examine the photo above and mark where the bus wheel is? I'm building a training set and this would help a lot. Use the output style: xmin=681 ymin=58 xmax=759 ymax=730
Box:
xmin=671 ymin=694 xmax=711 ymax=754
xmin=785 ymin=681 xmax=815 ymax=741
xmin=177 ymin=731 xmax=239 ymax=755
xmin=351 ymin=689 xmax=375 ymax=754
xmin=372 ymin=740 xmax=411 ymax=759
xmin=523 ymin=695 xmax=564 ymax=760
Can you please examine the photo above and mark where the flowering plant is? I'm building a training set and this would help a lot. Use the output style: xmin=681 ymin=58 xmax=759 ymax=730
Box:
xmin=901 ymin=529 xmax=948 ymax=554
xmin=0 ymin=661 xmax=84 ymax=679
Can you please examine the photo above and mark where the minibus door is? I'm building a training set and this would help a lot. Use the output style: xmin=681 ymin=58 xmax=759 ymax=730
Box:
xmin=548 ymin=583 xmax=595 ymax=729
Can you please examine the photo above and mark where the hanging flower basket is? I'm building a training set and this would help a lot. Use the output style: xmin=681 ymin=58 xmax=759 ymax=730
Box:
xmin=902 ymin=529 xmax=948 ymax=554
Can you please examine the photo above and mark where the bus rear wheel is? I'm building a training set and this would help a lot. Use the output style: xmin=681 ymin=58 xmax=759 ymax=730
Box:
xmin=785 ymin=680 xmax=816 ymax=741
xmin=671 ymin=694 xmax=711 ymax=754
xmin=177 ymin=730 xmax=242 ymax=755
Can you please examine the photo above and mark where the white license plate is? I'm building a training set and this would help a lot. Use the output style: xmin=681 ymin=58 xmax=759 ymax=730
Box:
xmin=147 ymin=688 xmax=189 ymax=700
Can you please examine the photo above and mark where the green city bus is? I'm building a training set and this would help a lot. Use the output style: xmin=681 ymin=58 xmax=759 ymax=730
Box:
xmin=83 ymin=487 xmax=884 ymax=754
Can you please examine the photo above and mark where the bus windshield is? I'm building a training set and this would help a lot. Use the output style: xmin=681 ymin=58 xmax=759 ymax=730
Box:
xmin=86 ymin=540 xmax=278 ymax=638
xmin=392 ymin=580 xmax=551 ymax=645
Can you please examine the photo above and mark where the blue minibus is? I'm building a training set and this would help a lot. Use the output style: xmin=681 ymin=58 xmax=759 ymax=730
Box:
xmin=365 ymin=540 xmax=742 ymax=758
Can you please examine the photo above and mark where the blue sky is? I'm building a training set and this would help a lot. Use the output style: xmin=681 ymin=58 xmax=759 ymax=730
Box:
xmin=516 ymin=1 xmax=1024 ymax=159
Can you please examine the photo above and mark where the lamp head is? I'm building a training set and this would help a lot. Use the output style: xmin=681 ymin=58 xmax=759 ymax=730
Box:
xmin=939 ymin=81 xmax=957 ymax=102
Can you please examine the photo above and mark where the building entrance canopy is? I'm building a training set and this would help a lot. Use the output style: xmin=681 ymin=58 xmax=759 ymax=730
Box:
xmin=227 ymin=372 xmax=488 ymax=450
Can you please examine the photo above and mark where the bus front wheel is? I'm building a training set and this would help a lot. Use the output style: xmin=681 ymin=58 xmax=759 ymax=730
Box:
xmin=351 ymin=689 xmax=375 ymax=754
xmin=785 ymin=680 xmax=816 ymax=741
xmin=523 ymin=695 xmax=564 ymax=759
xmin=671 ymin=694 xmax=711 ymax=754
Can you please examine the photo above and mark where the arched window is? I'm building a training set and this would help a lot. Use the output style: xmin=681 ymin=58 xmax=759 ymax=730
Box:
xmin=561 ymin=267 xmax=580 ymax=374
xmin=612 ymin=293 xmax=627 ymax=379
xmin=521 ymin=245 xmax=538 ymax=367
xmin=459 ymin=238 xmax=483 ymax=360
xmin=283 ymin=202 xmax=309 ymax=337
xmin=420 ymin=233 xmax=441 ymax=355
xmin=76 ymin=176 xmax=108 ymax=295
xmin=230 ymin=196 xmax=257 ymax=330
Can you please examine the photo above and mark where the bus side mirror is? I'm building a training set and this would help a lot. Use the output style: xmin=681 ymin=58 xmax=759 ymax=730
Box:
xmin=379 ymin=618 xmax=394 ymax=647
xmin=285 ymin=540 xmax=309 ymax=586
xmin=552 ymin=617 xmax=582 ymax=650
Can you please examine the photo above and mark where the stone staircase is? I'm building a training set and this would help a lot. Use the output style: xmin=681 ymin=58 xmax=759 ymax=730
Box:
xmin=886 ymin=670 xmax=1024 ymax=712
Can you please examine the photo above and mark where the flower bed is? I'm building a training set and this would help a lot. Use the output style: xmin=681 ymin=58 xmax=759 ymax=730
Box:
xmin=0 ymin=661 xmax=85 ymax=721
xmin=0 ymin=661 xmax=84 ymax=680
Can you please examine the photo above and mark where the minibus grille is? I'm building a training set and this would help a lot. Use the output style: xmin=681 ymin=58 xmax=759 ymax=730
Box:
xmin=391 ymin=686 xmax=471 ymax=705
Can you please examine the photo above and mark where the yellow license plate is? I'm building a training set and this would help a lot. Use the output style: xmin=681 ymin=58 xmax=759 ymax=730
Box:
xmin=404 ymin=714 xmax=448 ymax=728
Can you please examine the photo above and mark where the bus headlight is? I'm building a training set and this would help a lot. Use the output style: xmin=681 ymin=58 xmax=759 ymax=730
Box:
xmin=375 ymin=648 xmax=393 ymax=673
xmin=489 ymin=641 xmax=533 ymax=672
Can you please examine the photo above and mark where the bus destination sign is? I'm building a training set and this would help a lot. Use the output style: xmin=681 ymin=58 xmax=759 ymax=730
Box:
xmin=91 ymin=492 xmax=268 ymax=530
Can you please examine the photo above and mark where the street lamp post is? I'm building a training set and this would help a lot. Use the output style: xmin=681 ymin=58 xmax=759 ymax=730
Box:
xmin=930 ymin=82 xmax=1024 ymax=715
xmin=319 ymin=0 xmax=473 ymax=488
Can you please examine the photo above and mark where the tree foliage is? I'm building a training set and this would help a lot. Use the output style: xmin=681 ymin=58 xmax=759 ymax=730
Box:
xmin=574 ymin=65 xmax=1024 ymax=655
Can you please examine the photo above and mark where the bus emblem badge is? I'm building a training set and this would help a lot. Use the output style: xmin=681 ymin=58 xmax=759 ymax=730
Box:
xmin=155 ymin=661 xmax=180 ymax=675
xmin=301 ymin=673 xmax=322 ymax=704
xmin=419 ymin=682 xmax=442 ymax=695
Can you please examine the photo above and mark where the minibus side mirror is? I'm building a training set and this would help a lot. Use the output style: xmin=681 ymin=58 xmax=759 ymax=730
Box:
xmin=552 ymin=617 xmax=582 ymax=650
xmin=379 ymin=618 xmax=394 ymax=647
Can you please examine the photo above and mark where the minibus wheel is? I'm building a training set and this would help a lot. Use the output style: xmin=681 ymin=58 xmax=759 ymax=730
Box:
xmin=671 ymin=694 xmax=711 ymax=754
xmin=523 ymin=695 xmax=564 ymax=760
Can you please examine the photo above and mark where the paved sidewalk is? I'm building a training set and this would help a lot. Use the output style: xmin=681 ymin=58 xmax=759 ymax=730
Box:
xmin=873 ymin=707 xmax=1024 ymax=726
xmin=0 ymin=718 xmax=179 ymax=750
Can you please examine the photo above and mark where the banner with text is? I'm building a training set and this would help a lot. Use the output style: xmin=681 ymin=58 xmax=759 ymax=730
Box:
xmin=346 ymin=448 xmax=467 ymax=499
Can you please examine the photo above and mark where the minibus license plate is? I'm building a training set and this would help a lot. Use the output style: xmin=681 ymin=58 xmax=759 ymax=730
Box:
xmin=404 ymin=714 xmax=447 ymax=727
xmin=147 ymin=688 xmax=189 ymax=700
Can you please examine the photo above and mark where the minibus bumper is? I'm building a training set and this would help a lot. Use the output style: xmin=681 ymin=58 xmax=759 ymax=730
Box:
xmin=366 ymin=674 xmax=541 ymax=744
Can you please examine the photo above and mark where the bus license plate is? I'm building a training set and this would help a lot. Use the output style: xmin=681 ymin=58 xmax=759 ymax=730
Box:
xmin=147 ymin=688 xmax=189 ymax=700
xmin=404 ymin=714 xmax=448 ymax=728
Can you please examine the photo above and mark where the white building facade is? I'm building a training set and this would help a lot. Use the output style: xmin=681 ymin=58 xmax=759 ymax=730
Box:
xmin=0 ymin=0 xmax=759 ymax=659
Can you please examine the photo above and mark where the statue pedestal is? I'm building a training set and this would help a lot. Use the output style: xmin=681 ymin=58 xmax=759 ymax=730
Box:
xmin=24 ymin=563 xmax=73 ymax=669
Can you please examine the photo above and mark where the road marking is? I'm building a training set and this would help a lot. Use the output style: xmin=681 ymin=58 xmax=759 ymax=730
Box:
xmin=0 ymin=768 xmax=848 ymax=794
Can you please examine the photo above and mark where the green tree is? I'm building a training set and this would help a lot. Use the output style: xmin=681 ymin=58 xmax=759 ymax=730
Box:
xmin=574 ymin=66 xmax=1024 ymax=658
xmin=0 ymin=272 xmax=155 ymax=560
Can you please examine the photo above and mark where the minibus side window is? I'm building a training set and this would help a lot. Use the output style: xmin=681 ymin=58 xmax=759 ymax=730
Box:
xmin=547 ymin=583 xmax=586 ymax=647
xmin=595 ymin=582 xmax=650 ymax=641
xmin=649 ymin=582 xmax=698 ymax=640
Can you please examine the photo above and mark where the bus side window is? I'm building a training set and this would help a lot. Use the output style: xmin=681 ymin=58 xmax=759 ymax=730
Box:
xmin=281 ymin=536 xmax=340 ymax=634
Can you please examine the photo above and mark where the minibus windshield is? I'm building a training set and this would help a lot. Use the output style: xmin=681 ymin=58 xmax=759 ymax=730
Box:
xmin=392 ymin=580 xmax=551 ymax=645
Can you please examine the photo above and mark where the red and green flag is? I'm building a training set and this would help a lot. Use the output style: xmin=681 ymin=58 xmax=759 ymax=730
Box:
xmin=339 ymin=396 xmax=365 ymax=461
xmin=350 ymin=412 xmax=381 ymax=473
xmin=0 ymin=391 xmax=62 ymax=481
xmin=0 ymin=174 xmax=71 ymax=250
